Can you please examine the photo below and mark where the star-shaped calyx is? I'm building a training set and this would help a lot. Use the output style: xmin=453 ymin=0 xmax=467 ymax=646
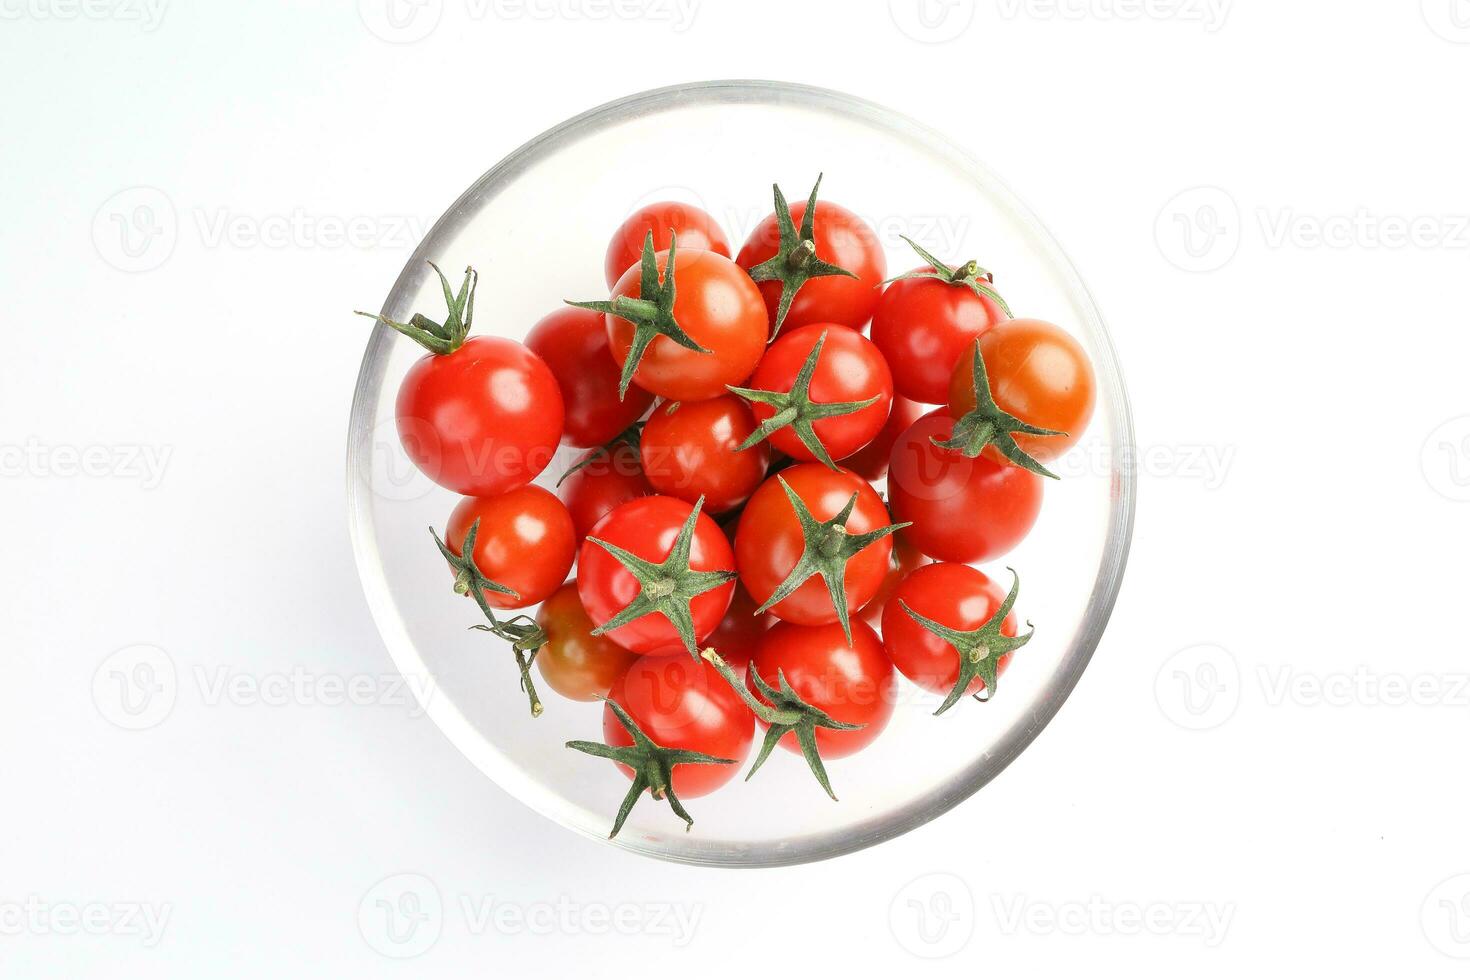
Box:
xmin=744 ymin=174 xmax=858 ymax=337
xmin=727 ymin=329 xmax=881 ymax=470
xmin=753 ymin=476 xmax=908 ymax=643
xmin=431 ymin=521 xmax=548 ymax=718
xmin=933 ymin=342 xmax=1065 ymax=479
xmin=566 ymin=697 xmax=736 ymax=838
xmin=701 ymin=649 xmax=863 ymax=800
xmin=356 ymin=261 xmax=477 ymax=355
xmin=585 ymin=496 xmax=737 ymax=657
xmin=884 ymin=235 xmax=1013 ymax=317
xmin=897 ymin=569 xmax=1034 ymax=715
xmin=567 ymin=232 xmax=708 ymax=399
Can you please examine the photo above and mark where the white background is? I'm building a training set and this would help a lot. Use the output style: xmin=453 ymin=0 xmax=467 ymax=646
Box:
xmin=3 ymin=0 xmax=1469 ymax=975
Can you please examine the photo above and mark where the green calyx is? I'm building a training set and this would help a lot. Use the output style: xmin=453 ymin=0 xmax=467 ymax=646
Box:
xmin=567 ymin=231 xmax=708 ymax=400
xmin=567 ymin=697 xmax=736 ymax=838
xmin=554 ymin=422 xmax=644 ymax=489
xmin=728 ymin=328 xmax=880 ymax=470
xmin=753 ymin=477 xmax=909 ymax=643
xmin=585 ymin=496 xmax=737 ymax=658
xmin=701 ymin=648 xmax=862 ymax=800
xmin=744 ymin=174 xmax=858 ymax=337
xmin=356 ymin=261 xmax=477 ymax=356
xmin=884 ymin=235 xmax=1013 ymax=317
xmin=933 ymin=342 xmax=1065 ymax=479
xmin=898 ymin=569 xmax=1034 ymax=715
xmin=431 ymin=521 xmax=546 ymax=718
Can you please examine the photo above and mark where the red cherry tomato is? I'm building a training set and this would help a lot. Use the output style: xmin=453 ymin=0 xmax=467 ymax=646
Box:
xmin=837 ymin=395 xmax=927 ymax=482
xmin=577 ymin=496 xmax=736 ymax=655
xmin=741 ymin=324 xmax=894 ymax=464
xmin=887 ymin=410 xmax=1042 ymax=563
xmin=557 ymin=443 xmax=652 ymax=546
xmin=881 ymin=563 xmax=1018 ymax=697
xmin=604 ymin=654 xmax=754 ymax=798
xmin=640 ymin=396 xmax=769 ymax=514
xmin=605 ymin=201 xmax=730 ymax=288
xmin=397 ymin=336 xmax=563 ymax=497
xmin=702 ymin=581 xmax=773 ymax=669
xmin=736 ymin=201 xmax=886 ymax=332
xmin=534 ymin=581 xmax=639 ymax=702
xmin=525 ymin=306 xmax=653 ymax=449
xmin=858 ymin=534 xmax=931 ymax=629
xmin=446 ymin=485 xmax=575 ymax=610
xmin=870 ymin=270 xmax=1007 ymax=404
xmin=734 ymin=464 xmax=894 ymax=626
xmin=749 ymin=620 xmax=895 ymax=758
xmin=950 ymin=318 xmax=1097 ymax=465
xmin=604 ymin=249 xmax=767 ymax=401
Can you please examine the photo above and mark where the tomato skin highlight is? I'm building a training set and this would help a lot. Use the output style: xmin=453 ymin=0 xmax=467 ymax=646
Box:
xmin=605 ymin=201 xmax=731 ymax=289
xmin=557 ymin=443 xmax=653 ymax=547
xmin=736 ymin=200 xmax=887 ymax=332
xmin=604 ymin=248 xmax=767 ymax=401
xmin=749 ymin=620 xmax=895 ymax=759
xmin=881 ymin=563 xmax=1018 ymax=697
xmin=446 ymin=485 xmax=576 ymax=610
xmin=887 ymin=410 xmax=1042 ymax=563
xmin=702 ymin=581 xmax=773 ymax=669
xmin=604 ymin=654 xmax=754 ymax=798
xmin=734 ymin=464 xmax=894 ymax=626
xmin=640 ymin=395 xmax=769 ymax=514
xmin=577 ymin=496 xmax=737 ymax=655
xmin=742 ymin=323 xmax=894 ymax=464
xmin=837 ymin=395 xmax=927 ymax=482
xmin=396 ymin=336 xmax=564 ymax=497
xmin=534 ymin=581 xmax=639 ymax=702
xmin=525 ymin=306 xmax=653 ymax=449
xmin=950 ymin=318 xmax=1097 ymax=465
xmin=870 ymin=268 xmax=1007 ymax=404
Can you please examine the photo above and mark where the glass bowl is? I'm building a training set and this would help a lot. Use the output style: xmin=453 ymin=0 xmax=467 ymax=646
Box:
xmin=347 ymin=80 xmax=1134 ymax=868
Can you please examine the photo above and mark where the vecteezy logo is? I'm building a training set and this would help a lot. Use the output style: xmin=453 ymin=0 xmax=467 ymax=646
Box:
xmin=1421 ymin=416 xmax=1470 ymax=502
xmin=358 ymin=0 xmax=443 ymax=43
xmin=1154 ymin=644 xmax=1240 ymax=731
xmin=1154 ymin=186 xmax=1240 ymax=273
xmin=888 ymin=0 xmax=976 ymax=42
xmin=357 ymin=414 xmax=439 ymax=503
xmin=92 ymin=645 xmax=178 ymax=730
xmin=1422 ymin=0 xmax=1470 ymax=43
xmin=889 ymin=873 xmax=974 ymax=958
xmin=92 ymin=187 xmax=178 ymax=273
xmin=1422 ymin=874 xmax=1470 ymax=958
xmin=357 ymin=873 xmax=443 ymax=959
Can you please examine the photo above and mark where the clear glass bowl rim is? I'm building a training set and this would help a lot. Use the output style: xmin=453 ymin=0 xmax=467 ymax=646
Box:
xmin=346 ymin=79 xmax=1136 ymax=868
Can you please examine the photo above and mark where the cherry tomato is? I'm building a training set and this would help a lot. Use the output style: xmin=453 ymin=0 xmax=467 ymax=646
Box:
xmin=740 ymin=324 xmax=894 ymax=464
xmin=837 ymin=395 xmax=927 ymax=482
xmin=881 ymin=563 xmax=1018 ymax=697
xmin=397 ymin=336 xmax=563 ymax=497
xmin=640 ymin=396 xmax=769 ymax=514
xmin=870 ymin=269 xmax=1007 ymax=404
xmin=950 ymin=318 xmax=1097 ymax=465
xmin=557 ymin=443 xmax=652 ymax=546
xmin=534 ymin=581 xmax=639 ymax=701
xmin=604 ymin=654 xmax=754 ymax=798
xmin=577 ymin=496 xmax=736 ymax=655
xmin=736 ymin=200 xmax=886 ymax=332
xmin=859 ymin=535 xmax=931 ymax=629
xmin=887 ymin=410 xmax=1042 ymax=563
xmin=749 ymin=620 xmax=895 ymax=758
xmin=605 ymin=201 xmax=730 ymax=288
xmin=604 ymin=248 xmax=767 ymax=401
xmin=702 ymin=581 xmax=773 ymax=669
xmin=525 ymin=306 xmax=653 ymax=448
xmin=446 ymin=485 xmax=575 ymax=610
xmin=734 ymin=464 xmax=894 ymax=626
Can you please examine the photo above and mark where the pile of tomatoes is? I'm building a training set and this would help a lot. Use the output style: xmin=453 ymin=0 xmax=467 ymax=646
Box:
xmin=360 ymin=176 xmax=1096 ymax=838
